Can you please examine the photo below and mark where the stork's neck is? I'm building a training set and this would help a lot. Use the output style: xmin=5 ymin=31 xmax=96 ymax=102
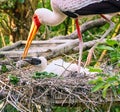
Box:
xmin=35 ymin=8 xmax=67 ymax=26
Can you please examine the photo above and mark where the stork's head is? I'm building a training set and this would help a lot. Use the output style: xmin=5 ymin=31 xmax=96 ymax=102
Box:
xmin=22 ymin=8 xmax=66 ymax=58
xmin=22 ymin=9 xmax=43 ymax=59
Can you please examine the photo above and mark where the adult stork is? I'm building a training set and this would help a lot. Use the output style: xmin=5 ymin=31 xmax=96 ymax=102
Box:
xmin=22 ymin=0 xmax=120 ymax=72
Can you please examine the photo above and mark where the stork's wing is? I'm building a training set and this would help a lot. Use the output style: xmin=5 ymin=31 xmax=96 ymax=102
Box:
xmin=59 ymin=0 xmax=103 ymax=12
xmin=56 ymin=0 xmax=120 ymax=18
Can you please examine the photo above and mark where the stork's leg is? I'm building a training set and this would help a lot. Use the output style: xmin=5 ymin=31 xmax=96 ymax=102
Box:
xmin=100 ymin=14 xmax=115 ymax=40
xmin=85 ymin=14 xmax=115 ymax=66
xmin=75 ymin=19 xmax=83 ymax=73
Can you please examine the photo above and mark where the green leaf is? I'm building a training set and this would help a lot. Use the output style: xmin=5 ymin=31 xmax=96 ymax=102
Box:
xmin=18 ymin=0 xmax=25 ymax=3
xmin=89 ymin=67 xmax=102 ymax=73
xmin=8 ymin=74 xmax=19 ymax=85
xmin=106 ymin=39 xmax=118 ymax=46
xmin=111 ymin=85 xmax=117 ymax=97
xmin=117 ymin=84 xmax=120 ymax=94
xmin=1 ymin=65 xmax=8 ymax=73
xmin=32 ymin=71 xmax=57 ymax=79
xmin=89 ymin=76 xmax=104 ymax=84
xmin=96 ymin=45 xmax=114 ymax=51
xmin=102 ymin=83 xmax=110 ymax=98
xmin=91 ymin=82 xmax=105 ymax=92
xmin=106 ymin=76 xmax=117 ymax=83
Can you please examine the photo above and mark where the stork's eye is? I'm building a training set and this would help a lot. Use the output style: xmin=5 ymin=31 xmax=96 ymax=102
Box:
xmin=32 ymin=14 xmax=41 ymax=27
xmin=33 ymin=14 xmax=37 ymax=19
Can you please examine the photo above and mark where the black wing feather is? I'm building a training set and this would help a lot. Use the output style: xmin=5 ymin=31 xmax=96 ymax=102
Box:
xmin=62 ymin=0 xmax=120 ymax=18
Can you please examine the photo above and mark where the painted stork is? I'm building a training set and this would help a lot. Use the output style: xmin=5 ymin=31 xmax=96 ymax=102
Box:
xmin=22 ymin=0 xmax=120 ymax=72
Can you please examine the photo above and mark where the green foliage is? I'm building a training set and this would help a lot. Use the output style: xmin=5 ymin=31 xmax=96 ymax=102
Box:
xmin=32 ymin=71 xmax=57 ymax=79
xmin=107 ymin=40 xmax=120 ymax=64
xmin=8 ymin=74 xmax=20 ymax=85
xmin=18 ymin=0 xmax=25 ymax=3
xmin=96 ymin=45 xmax=114 ymax=51
xmin=89 ymin=75 xmax=120 ymax=98
xmin=106 ymin=39 xmax=118 ymax=46
xmin=82 ymin=15 xmax=120 ymax=65
xmin=53 ymin=106 xmax=79 ymax=112
xmin=0 ymin=0 xmax=16 ymax=9
xmin=89 ymin=67 xmax=103 ymax=73
xmin=0 ymin=0 xmax=25 ymax=9
xmin=110 ymin=105 xmax=120 ymax=112
xmin=3 ymin=104 xmax=18 ymax=112
xmin=0 ymin=36 xmax=10 ymax=48
xmin=1 ymin=64 xmax=8 ymax=73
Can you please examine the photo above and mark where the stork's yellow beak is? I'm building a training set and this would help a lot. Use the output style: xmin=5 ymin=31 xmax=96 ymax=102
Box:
xmin=22 ymin=21 xmax=39 ymax=59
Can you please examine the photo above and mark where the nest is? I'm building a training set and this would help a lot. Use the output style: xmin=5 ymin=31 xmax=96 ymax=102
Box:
xmin=0 ymin=55 xmax=120 ymax=112
xmin=0 ymin=64 xmax=116 ymax=112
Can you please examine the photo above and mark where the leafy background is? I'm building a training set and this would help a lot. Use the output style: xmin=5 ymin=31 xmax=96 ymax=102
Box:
xmin=0 ymin=0 xmax=120 ymax=112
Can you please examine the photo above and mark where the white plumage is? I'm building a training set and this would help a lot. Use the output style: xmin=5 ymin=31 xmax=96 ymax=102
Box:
xmin=52 ymin=0 xmax=103 ymax=13
xmin=44 ymin=59 xmax=96 ymax=77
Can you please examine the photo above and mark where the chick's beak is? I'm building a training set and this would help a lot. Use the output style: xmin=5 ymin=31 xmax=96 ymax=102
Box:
xmin=22 ymin=15 xmax=41 ymax=59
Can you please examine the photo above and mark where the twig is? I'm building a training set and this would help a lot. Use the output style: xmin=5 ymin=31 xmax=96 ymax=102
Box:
xmin=0 ymin=101 xmax=8 ymax=112
xmin=107 ymin=93 xmax=113 ymax=112
xmin=85 ymin=19 xmax=115 ymax=66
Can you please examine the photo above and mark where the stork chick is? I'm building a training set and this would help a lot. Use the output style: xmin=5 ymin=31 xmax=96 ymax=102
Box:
xmin=16 ymin=56 xmax=47 ymax=72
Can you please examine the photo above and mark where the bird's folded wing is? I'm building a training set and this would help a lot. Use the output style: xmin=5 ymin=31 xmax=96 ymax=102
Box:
xmin=58 ymin=0 xmax=120 ymax=17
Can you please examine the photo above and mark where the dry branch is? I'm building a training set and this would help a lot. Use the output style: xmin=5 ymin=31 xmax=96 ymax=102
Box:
xmin=46 ymin=34 xmax=120 ymax=59
xmin=53 ymin=18 xmax=107 ymax=40
xmin=0 ymin=34 xmax=120 ymax=60
xmin=0 ymin=41 xmax=22 ymax=51
xmin=74 ymin=34 xmax=120 ymax=52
